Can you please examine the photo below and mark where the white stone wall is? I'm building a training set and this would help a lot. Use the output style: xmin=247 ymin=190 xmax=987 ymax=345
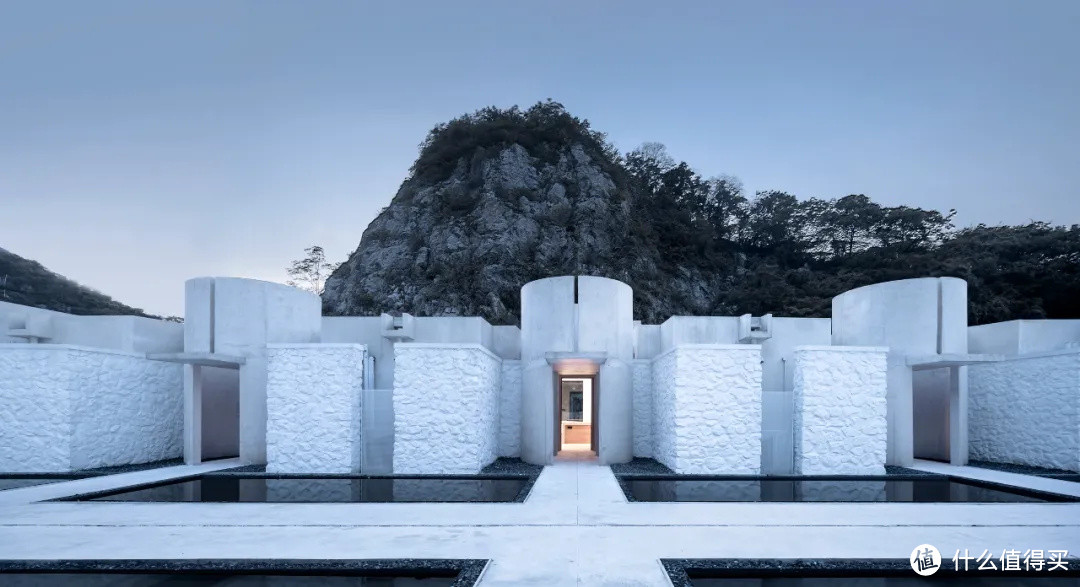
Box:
xmin=498 ymin=360 xmax=522 ymax=458
xmin=69 ymin=350 xmax=183 ymax=470
xmin=651 ymin=350 xmax=678 ymax=469
xmin=652 ymin=345 xmax=762 ymax=474
xmin=632 ymin=359 xmax=652 ymax=457
xmin=266 ymin=344 xmax=365 ymax=474
xmin=793 ymin=346 xmax=888 ymax=475
xmin=969 ymin=350 xmax=1080 ymax=472
xmin=393 ymin=343 xmax=501 ymax=474
xmin=0 ymin=344 xmax=183 ymax=472
xmin=0 ymin=346 xmax=73 ymax=471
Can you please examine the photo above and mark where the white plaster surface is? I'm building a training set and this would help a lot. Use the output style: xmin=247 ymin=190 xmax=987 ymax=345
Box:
xmin=652 ymin=345 xmax=762 ymax=474
xmin=498 ymin=360 xmax=522 ymax=458
xmin=393 ymin=344 xmax=501 ymax=474
xmin=0 ymin=345 xmax=182 ymax=472
xmin=0 ymin=301 xmax=183 ymax=353
xmin=793 ymin=346 xmax=888 ymax=475
xmin=968 ymin=350 xmax=1080 ymax=471
xmin=266 ymin=344 xmax=366 ymax=473
xmin=632 ymin=359 xmax=652 ymax=458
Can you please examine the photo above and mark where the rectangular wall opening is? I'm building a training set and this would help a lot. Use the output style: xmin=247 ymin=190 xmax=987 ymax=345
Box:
xmin=912 ymin=367 xmax=950 ymax=462
xmin=555 ymin=375 xmax=597 ymax=459
xmin=198 ymin=366 xmax=240 ymax=461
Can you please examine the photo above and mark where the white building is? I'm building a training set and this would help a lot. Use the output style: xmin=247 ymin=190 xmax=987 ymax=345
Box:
xmin=1 ymin=275 xmax=1077 ymax=475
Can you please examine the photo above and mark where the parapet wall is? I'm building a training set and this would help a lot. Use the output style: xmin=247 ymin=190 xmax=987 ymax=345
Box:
xmin=0 ymin=344 xmax=182 ymax=472
xmin=651 ymin=345 xmax=762 ymax=474
xmin=393 ymin=343 xmax=501 ymax=474
xmin=266 ymin=344 xmax=365 ymax=474
xmin=969 ymin=350 xmax=1080 ymax=472
xmin=793 ymin=346 xmax=888 ymax=475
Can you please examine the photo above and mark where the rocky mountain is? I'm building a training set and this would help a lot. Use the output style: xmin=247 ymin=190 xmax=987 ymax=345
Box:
xmin=322 ymin=102 xmax=721 ymax=325
xmin=0 ymin=247 xmax=148 ymax=316
xmin=323 ymin=101 xmax=1080 ymax=326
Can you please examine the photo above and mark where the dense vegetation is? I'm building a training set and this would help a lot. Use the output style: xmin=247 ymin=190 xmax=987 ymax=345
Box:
xmin=326 ymin=101 xmax=1079 ymax=325
xmin=0 ymin=247 xmax=149 ymax=316
xmin=620 ymin=141 xmax=1080 ymax=323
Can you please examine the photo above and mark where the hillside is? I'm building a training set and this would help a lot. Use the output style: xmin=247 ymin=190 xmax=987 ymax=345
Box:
xmin=0 ymin=247 xmax=149 ymax=316
xmin=323 ymin=101 xmax=1080 ymax=326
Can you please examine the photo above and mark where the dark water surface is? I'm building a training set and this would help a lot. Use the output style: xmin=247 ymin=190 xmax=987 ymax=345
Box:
xmin=624 ymin=476 xmax=1069 ymax=502
xmin=79 ymin=475 xmax=528 ymax=503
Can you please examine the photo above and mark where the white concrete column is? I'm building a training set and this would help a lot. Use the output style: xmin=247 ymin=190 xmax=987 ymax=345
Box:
xmin=520 ymin=360 xmax=556 ymax=465
xmin=183 ymin=364 xmax=202 ymax=465
xmin=598 ymin=359 xmax=633 ymax=465
xmin=886 ymin=354 xmax=915 ymax=467
xmin=949 ymin=365 xmax=969 ymax=465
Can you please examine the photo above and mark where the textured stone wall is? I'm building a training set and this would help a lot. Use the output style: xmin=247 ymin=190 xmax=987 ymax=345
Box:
xmin=0 ymin=345 xmax=183 ymax=472
xmin=393 ymin=344 xmax=501 ymax=474
xmin=632 ymin=359 xmax=652 ymax=457
xmin=651 ymin=350 xmax=677 ymax=470
xmin=969 ymin=350 xmax=1080 ymax=472
xmin=266 ymin=344 xmax=365 ymax=474
xmin=0 ymin=346 xmax=73 ymax=471
xmin=652 ymin=345 xmax=762 ymax=474
xmin=793 ymin=346 xmax=887 ymax=475
xmin=498 ymin=360 xmax=522 ymax=457
xmin=69 ymin=350 xmax=183 ymax=470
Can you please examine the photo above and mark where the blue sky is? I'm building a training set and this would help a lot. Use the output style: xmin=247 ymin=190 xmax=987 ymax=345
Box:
xmin=1 ymin=0 xmax=1077 ymax=316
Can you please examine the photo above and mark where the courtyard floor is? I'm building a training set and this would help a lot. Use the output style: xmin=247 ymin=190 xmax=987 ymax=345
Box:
xmin=0 ymin=458 xmax=1077 ymax=585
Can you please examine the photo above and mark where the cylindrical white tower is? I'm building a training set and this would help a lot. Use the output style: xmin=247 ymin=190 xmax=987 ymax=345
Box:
xmin=519 ymin=275 xmax=635 ymax=465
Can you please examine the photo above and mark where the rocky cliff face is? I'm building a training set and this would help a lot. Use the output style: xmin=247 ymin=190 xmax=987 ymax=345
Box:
xmin=322 ymin=104 xmax=721 ymax=325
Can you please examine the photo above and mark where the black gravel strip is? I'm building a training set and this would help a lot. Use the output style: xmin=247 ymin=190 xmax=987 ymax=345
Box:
xmin=73 ymin=458 xmax=186 ymax=476
xmin=884 ymin=465 xmax=941 ymax=476
xmin=662 ymin=558 xmax=1080 ymax=586
xmin=0 ymin=559 xmax=488 ymax=586
xmin=612 ymin=460 xmax=937 ymax=478
xmin=970 ymin=460 xmax=1079 ymax=478
xmin=610 ymin=458 xmax=675 ymax=476
xmin=206 ymin=464 xmax=267 ymax=474
xmin=0 ymin=458 xmax=186 ymax=481
xmin=481 ymin=457 xmax=543 ymax=477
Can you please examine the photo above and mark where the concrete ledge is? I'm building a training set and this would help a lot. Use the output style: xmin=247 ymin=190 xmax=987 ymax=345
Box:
xmin=0 ymin=343 xmax=146 ymax=358
xmin=267 ymin=343 xmax=367 ymax=350
xmin=907 ymin=353 xmax=1003 ymax=369
xmin=794 ymin=345 xmax=889 ymax=353
xmin=394 ymin=342 xmax=500 ymax=362
xmin=544 ymin=351 xmax=608 ymax=364
xmin=653 ymin=344 xmax=761 ymax=363
xmin=147 ymin=352 xmax=246 ymax=368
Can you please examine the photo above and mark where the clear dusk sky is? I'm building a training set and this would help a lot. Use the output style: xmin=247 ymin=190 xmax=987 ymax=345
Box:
xmin=1 ymin=0 xmax=1078 ymax=316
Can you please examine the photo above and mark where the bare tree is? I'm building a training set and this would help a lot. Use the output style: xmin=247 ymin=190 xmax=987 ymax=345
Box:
xmin=287 ymin=245 xmax=341 ymax=296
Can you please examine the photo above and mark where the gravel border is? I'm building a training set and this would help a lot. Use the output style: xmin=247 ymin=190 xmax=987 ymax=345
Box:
xmin=661 ymin=558 xmax=1080 ymax=585
xmin=610 ymin=458 xmax=675 ymax=476
xmin=0 ymin=559 xmax=487 ymax=586
xmin=611 ymin=459 xmax=940 ymax=478
xmin=969 ymin=460 xmax=1080 ymax=482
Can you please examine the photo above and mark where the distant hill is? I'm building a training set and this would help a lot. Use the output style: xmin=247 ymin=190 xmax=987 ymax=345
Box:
xmin=324 ymin=100 xmax=1080 ymax=326
xmin=0 ymin=247 xmax=149 ymax=316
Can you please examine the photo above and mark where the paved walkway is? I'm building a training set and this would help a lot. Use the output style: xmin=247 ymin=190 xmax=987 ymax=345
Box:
xmin=1 ymin=460 xmax=1078 ymax=585
xmin=911 ymin=458 xmax=1080 ymax=499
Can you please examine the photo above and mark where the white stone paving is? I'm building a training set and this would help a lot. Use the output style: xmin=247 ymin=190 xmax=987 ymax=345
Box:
xmin=0 ymin=459 xmax=1078 ymax=586
xmin=911 ymin=458 xmax=1080 ymax=499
